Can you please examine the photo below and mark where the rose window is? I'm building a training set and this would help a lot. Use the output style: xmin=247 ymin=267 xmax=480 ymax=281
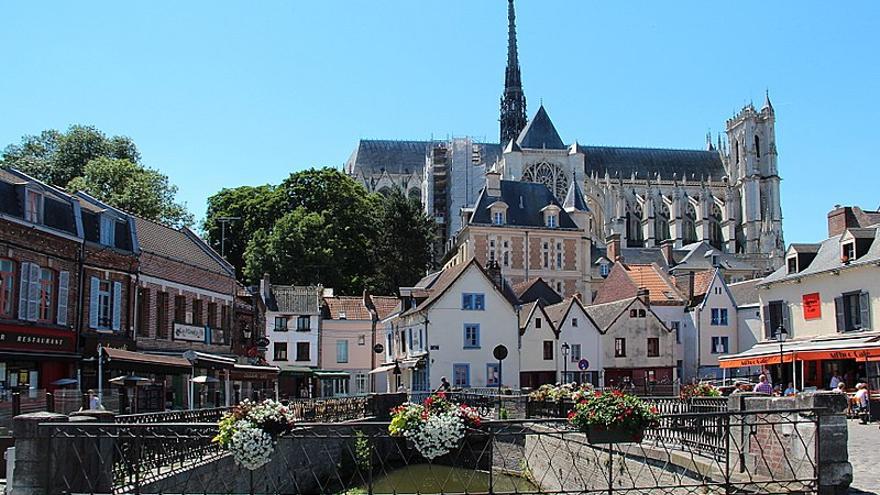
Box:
xmin=522 ymin=162 xmax=569 ymax=201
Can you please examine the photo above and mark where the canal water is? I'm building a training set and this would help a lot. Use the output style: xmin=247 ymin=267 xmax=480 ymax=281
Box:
xmin=342 ymin=464 xmax=538 ymax=494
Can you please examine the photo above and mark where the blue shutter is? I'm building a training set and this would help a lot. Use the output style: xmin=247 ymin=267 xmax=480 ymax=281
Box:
xmin=112 ymin=282 xmax=122 ymax=331
xmin=27 ymin=264 xmax=39 ymax=321
xmin=56 ymin=271 xmax=69 ymax=326
xmin=89 ymin=277 xmax=100 ymax=329
xmin=17 ymin=262 xmax=30 ymax=320
xmin=859 ymin=291 xmax=871 ymax=331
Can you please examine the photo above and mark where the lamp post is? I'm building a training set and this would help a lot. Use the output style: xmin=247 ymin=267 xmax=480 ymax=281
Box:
xmin=777 ymin=326 xmax=788 ymax=385
xmin=561 ymin=342 xmax=570 ymax=384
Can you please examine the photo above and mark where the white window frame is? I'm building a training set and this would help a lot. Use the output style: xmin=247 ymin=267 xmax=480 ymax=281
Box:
xmin=24 ymin=189 xmax=44 ymax=224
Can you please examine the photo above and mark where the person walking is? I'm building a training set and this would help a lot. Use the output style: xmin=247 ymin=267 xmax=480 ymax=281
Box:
xmin=830 ymin=374 xmax=841 ymax=390
xmin=753 ymin=374 xmax=773 ymax=394
xmin=854 ymin=383 xmax=870 ymax=424
xmin=435 ymin=376 xmax=451 ymax=393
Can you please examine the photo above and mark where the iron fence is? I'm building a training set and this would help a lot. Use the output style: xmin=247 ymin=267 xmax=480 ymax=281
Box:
xmin=42 ymin=407 xmax=820 ymax=495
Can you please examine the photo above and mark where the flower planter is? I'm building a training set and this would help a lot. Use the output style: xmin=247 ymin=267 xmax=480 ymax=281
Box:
xmin=585 ymin=425 xmax=645 ymax=444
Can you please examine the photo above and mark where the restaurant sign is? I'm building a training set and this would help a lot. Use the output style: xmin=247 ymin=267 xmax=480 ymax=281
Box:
xmin=0 ymin=323 xmax=76 ymax=353
xmin=802 ymin=293 xmax=821 ymax=320
xmin=173 ymin=323 xmax=207 ymax=343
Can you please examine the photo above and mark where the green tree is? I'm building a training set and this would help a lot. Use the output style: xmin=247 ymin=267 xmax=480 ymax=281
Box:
xmin=370 ymin=189 xmax=436 ymax=294
xmin=67 ymin=157 xmax=193 ymax=226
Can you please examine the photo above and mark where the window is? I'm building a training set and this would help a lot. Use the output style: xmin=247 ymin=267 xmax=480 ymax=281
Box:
xmin=543 ymin=340 xmax=553 ymax=360
xmin=711 ymin=336 xmax=729 ymax=354
xmin=503 ymin=241 xmax=510 ymax=267
xmin=355 ymin=373 xmax=368 ymax=395
xmin=630 ymin=308 xmax=646 ymax=318
xmin=336 ymin=340 xmax=349 ymax=363
xmin=192 ymin=299 xmax=203 ymax=326
xmin=296 ymin=315 xmax=310 ymax=331
xmin=556 ymin=242 xmax=563 ymax=269
xmin=787 ymin=257 xmax=798 ymax=274
xmin=156 ymin=292 xmax=169 ymax=338
xmin=763 ymin=300 xmax=790 ymax=339
xmin=639 ymin=309 xmax=646 ymax=318
xmin=37 ymin=268 xmax=55 ymax=323
xmin=486 ymin=363 xmax=500 ymax=386
xmin=412 ymin=368 xmax=428 ymax=391
xmin=273 ymin=343 xmax=288 ymax=361
xmin=25 ymin=190 xmax=43 ymax=223
xmin=137 ymin=288 xmax=150 ymax=337
xmin=296 ymin=342 xmax=310 ymax=361
xmin=493 ymin=211 xmax=504 ymax=225
xmin=207 ymin=302 xmax=217 ymax=328
xmin=99 ymin=215 xmax=116 ymax=247
xmin=570 ymin=343 xmax=581 ymax=362
xmin=461 ymin=293 xmax=485 ymax=311
xmin=835 ymin=291 xmax=871 ymax=332
xmin=556 ymin=282 xmax=562 ymax=293
xmin=463 ymin=324 xmax=480 ymax=349
xmin=174 ymin=295 xmax=186 ymax=323
xmin=599 ymin=263 xmax=610 ymax=277
xmin=358 ymin=334 xmax=366 ymax=345
xmin=614 ymin=338 xmax=626 ymax=357
xmin=546 ymin=214 xmax=558 ymax=228
xmin=96 ymin=280 xmax=112 ymax=329
xmin=543 ymin=242 xmax=549 ymax=268
xmin=842 ymin=242 xmax=855 ymax=262
xmin=535 ymin=317 xmax=542 ymax=329
xmin=670 ymin=321 xmax=681 ymax=344
xmin=220 ymin=305 xmax=229 ymax=329
xmin=710 ymin=308 xmax=729 ymax=326
xmin=0 ymin=259 xmax=14 ymax=318
xmin=453 ymin=364 xmax=470 ymax=388
xmin=755 ymin=135 xmax=761 ymax=158
xmin=274 ymin=317 xmax=288 ymax=331
xmin=647 ymin=338 xmax=660 ymax=357
xmin=489 ymin=239 xmax=496 ymax=262
xmin=572 ymin=317 xmax=578 ymax=328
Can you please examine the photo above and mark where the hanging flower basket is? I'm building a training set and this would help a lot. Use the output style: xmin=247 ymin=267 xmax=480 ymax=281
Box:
xmin=213 ymin=399 xmax=298 ymax=470
xmin=389 ymin=392 xmax=483 ymax=460
xmin=567 ymin=391 xmax=659 ymax=444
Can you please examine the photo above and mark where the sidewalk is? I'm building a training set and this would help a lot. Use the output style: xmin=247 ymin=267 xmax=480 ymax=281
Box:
xmin=848 ymin=421 xmax=880 ymax=494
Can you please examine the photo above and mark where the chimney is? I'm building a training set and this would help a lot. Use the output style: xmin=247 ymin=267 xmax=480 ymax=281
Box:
xmin=606 ymin=233 xmax=622 ymax=262
xmin=827 ymin=205 xmax=858 ymax=237
xmin=660 ymin=239 xmax=675 ymax=267
xmin=486 ymin=259 xmax=505 ymax=291
xmin=636 ymin=287 xmax=650 ymax=307
xmin=486 ymin=169 xmax=502 ymax=197
xmin=686 ymin=271 xmax=695 ymax=302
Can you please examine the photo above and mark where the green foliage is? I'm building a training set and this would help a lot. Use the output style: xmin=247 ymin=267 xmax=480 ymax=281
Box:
xmin=211 ymin=167 xmax=435 ymax=293
xmin=354 ymin=430 xmax=371 ymax=471
xmin=567 ymin=391 xmax=660 ymax=432
xmin=2 ymin=125 xmax=190 ymax=226
xmin=68 ymin=157 xmax=192 ymax=226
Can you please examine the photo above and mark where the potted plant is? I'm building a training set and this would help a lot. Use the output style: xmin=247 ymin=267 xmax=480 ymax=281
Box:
xmin=213 ymin=399 xmax=298 ymax=470
xmin=567 ymin=390 xmax=660 ymax=444
xmin=679 ymin=382 xmax=721 ymax=400
xmin=388 ymin=392 xmax=483 ymax=460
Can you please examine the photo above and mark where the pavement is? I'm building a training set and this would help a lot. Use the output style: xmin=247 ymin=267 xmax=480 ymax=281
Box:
xmin=848 ymin=421 xmax=880 ymax=494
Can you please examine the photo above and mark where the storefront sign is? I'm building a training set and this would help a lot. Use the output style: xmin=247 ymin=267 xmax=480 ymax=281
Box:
xmin=802 ymin=293 xmax=821 ymax=320
xmin=720 ymin=353 xmax=792 ymax=368
xmin=0 ymin=323 xmax=76 ymax=353
xmin=173 ymin=323 xmax=207 ymax=342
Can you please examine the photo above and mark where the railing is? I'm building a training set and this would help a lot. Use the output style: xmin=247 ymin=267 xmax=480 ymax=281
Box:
xmin=116 ymin=407 xmax=231 ymax=424
xmin=42 ymin=408 xmax=820 ymax=495
xmin=284 ymin=395 xmax=373 ymax=422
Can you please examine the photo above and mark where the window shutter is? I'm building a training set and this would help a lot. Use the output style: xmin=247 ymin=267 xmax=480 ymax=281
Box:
xmin=27 ymin=264 xmax=40 ymax=321
xmin=859 ymin=291 xmax=871 ymax=331
xmin=781 ymin=303 xmax=792 ymax=337
xmin=834 ymin=296 xmax=845 ymax=332
xmin=112 ymin=282 xmax=122 ymax=331
xmin=18 ymin=262 xmax=30 ymax=320
xmin=89 ymin=277 xmax=100 ymax=329
xmin=56 ymin=271 xmax=69 ymax=326
xmin=762 ymin=305 xmax=771 ymax=339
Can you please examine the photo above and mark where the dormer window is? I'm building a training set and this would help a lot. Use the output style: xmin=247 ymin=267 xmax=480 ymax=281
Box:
xmin=493 ymin=211 xmax=504 ymax=225
xmin=546 ymin=214 xmax=558 ymax=228
xmin=599 ymin=263 xmax=610 ymax=277
xmin=787 ymin=257 xmax=798 ymax=274
xmin=842 ymin=242 xmax=855 ymax=263
xmin=487 ymin=201 xmax=508 ymax=226
xmin=25 ymin=190 xmax=43 ymax=224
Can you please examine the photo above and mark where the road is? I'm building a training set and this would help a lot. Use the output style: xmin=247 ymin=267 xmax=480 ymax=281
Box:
xmin=848 ymin=421 xmax=880 ymax=494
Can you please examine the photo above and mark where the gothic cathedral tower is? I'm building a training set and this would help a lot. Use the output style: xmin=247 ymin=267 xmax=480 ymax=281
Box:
xmin=725 ymin=92 xmax=783 ymax=260
xmin=499 ymin=0 xmax=528 ymax=146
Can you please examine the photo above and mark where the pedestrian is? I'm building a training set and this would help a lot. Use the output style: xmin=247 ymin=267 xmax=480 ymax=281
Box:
xmin=753 ymin=374 xmax=773 ymax=394
xmin=730 ymin=381 xmax=750 ymax=395
xmin=88 ymin=389 xmax=101 ymax=410
xmin=783 ymin=382 xmax=798 ymax=396
xmin=834 ymin=382 xmax=846 ymax=393
xmin=830 ymin=374 xmax=841 ymax=390
xmin=854 ymin=383 xmax=870 ymax=424
xmin=435 ymin=376 xmax=451 ymax=393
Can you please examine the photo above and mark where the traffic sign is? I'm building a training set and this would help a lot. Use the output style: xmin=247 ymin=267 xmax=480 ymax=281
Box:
xmin=493 ymin=345 xmax=508 ymax=361
xmin=578 ymin=359 xmax=589 ymax=371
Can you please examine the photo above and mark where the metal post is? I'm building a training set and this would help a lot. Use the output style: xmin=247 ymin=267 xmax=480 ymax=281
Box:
xmin=189 ymin=365 xmax=195 ymax=410
xmin=497 ymin=358 xmax=503 ymax=414
xmin=97 ymin=343 xmax=104 ymax=403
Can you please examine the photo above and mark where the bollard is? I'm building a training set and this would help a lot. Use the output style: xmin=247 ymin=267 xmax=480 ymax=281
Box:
xmin=46 ymin=393 xmax=54 ymax=413
xmin=10 ymin=411 xmax=68 ymax=495
xmin=12 ymin=392 xmax=20 ymax=417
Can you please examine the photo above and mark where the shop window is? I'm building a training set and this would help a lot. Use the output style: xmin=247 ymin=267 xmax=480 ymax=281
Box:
xmin=647 ymin=337 xmax=660 ymax=357
xmin=296 ymin=342 xmax=310 ymax=361
xmin=156 ymin=292 xmax=169 ymax=338
xmin=543 ymin=340 xmax=554 ymax=360
xmin=274 ymin=342 xmax=288 ymax=361
xmin=0 ymin=259 xmax=14 ymax=318
xmin=835 ymin=291 xmax=871 ymax=332
xmin=615 ymin=338 xmax=626 ymax=357
xmin=296 ymin=315 xmax=310 ymax=331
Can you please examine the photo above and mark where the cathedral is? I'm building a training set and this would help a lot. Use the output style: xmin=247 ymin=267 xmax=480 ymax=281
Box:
xmin=346 ymin=0 xmax=784 ymax=272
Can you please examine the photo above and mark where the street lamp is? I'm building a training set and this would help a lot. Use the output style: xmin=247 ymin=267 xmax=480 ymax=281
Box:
xmin=777 ymin=326 xmax=789 ymax=385
xmin=561 ymin=342 xmax=570 ymax=384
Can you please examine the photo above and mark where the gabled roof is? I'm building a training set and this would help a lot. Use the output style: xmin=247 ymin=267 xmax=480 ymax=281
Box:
xmin=322 ymin=296 xmax=371 ymax=320
xmin=400 ymin=258 xmax=516 ymax=317
xmin=696 ymin=269 xmax=737 ymax=310
xmin=593 ymin=262 xmax=684 ymax=306
xmin=670 ymin=241 xmax=759 ymax=272
xmin=728 ymin=277 xmax=762 ymax=308
xmin=544 ymin=296 xmax=595 ymax=329
xmin=266 ymin=286 xmax=319 ymax=314
xmin=562 ymin=179 xmax=589 ymax=212
xmin=133 ymin=217 xmax=233 ymax=276
xmin=691 ymin=270 xmax=716 ymax=300
xmin=370 ymin=296 xmax=401 ymax=321
xmin=516 ymin=106 xmax=565 ymax=150
xmin=469 ymin=180 xmax=578 ymax=229
xmin=788 ymin=243 xmax=821 ymax=254
xmin=511 ymin=277 xmax=563 ymax=306
xmin=346 ymin=139 xmax=502 ymax=176
xmin=763 ymin=226 xmax=880 ymax=286
xmin=518 ymin=301 xmax=557 ymax=336
xmin=583 ymin=298 xmax=634 ymax=332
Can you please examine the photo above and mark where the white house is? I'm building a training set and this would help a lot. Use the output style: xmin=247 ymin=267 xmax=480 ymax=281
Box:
xmin=687 ymin=269 xmax=739 ymax=379
xmin=379 ymin=258 xmax=520 ymax=392
xmin=518 ymin=301 xmax=558 ymax=389
xmin=545 ymin=296 xmax=604 ymax=386
xmin=259 ymin=277 xmax=321 ymax=399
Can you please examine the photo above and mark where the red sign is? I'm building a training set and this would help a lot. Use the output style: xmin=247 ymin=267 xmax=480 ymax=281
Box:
xmin=0 ymin=323 xmax=76 ymax=354
xmin=802 ymin=293 xmax=821 ymax=320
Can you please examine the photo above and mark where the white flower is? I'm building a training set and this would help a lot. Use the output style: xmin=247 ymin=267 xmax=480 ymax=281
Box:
xmin=407 ymin=411 xmax=465 ymax=460
xmin=229 ymin=420 xmax=275 ymax=470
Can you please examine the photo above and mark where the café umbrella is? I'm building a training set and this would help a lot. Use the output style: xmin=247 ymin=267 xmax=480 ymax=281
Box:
xmin=50 ymin=378 xmax=78 ymax=387
xmin=191 ymin=375 xmax=220 ymax=384
xmin=108 ymin=375 xmax=153 ymax=386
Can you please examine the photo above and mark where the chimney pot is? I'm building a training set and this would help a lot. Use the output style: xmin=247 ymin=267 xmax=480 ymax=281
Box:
xmin=606 ymin=233 xmax=622 ymax=263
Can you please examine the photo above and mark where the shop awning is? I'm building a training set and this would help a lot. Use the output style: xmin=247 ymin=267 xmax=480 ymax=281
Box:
xmin=103 ymin=348 xmax=191 ymax=370
xmin=278 ymin=365 xmax=315 ymax=375
xmin=182 ymin=350 xmax=237 ymax=369
xmin=313 ymin=370 xmax=350 ymax=378
xmin=230 ymin=364 xmax=281 ymax=381
xmin=720 ymin=336 xmax=880 ymax=369
xmin=369 ymin=363 xmax=396 ymax=375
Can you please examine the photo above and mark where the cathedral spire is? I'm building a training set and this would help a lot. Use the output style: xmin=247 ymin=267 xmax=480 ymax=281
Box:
xmin=500 ymin=0 xmax=528 ymax=146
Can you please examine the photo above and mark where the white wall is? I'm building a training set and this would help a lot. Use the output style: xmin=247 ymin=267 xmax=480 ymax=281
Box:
xmin=265 ymin=311 xmax=320 ymax=368
xmin=695 ymin=275 xmax=739 ymax=377
xmin=520 ymin=306 xmax=558 ymax=373
xmin=555 ymin=303 xmax=603 ymax=382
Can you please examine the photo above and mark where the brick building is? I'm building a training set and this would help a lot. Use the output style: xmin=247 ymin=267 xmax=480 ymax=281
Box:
xmin=0 ymin=169 xmax=82 ymax=393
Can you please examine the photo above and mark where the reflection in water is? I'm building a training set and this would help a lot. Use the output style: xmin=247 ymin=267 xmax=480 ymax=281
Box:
xmin=343 ymin=464 xmax=537 ymax=494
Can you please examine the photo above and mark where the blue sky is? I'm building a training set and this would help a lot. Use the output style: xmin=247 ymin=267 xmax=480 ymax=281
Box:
xmin=1 ymin=1 xmax=878 ymax=243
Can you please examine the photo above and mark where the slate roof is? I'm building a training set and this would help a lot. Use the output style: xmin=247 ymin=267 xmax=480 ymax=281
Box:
xmin=562 ymin=179 xmax=589 ymax=211
xmin=518 ymin=301 xmax=540 ymax=329
xmin=347 ymin=140 xmax=502 ymax=176
xmin=267 ymin=286 xmax=319 ymax=314
xmin=670 ymin=242 xmax=759 ymax=272
xmin=511 ymin=277 xmax=563 ymax=306
xmin=134 ymin=217 xmax=232 ymax=275
xmin=789 ymin=243 xmax=820 ymax=254
xmin=323 ymin=296 xmax=371 ymax=320
xmin=579 ymin=146 xmax=726 ymax=181
xmin=729 ymin=278 xmax=762 ymax=307
xmin=544 ymin=297 xmax=583 ymax=327
xmin=0 ymin=168 xmax=80 ymax=236
xmin=592 ymin=246 xmax=669 ymax=268
xmin=584 ymin=298 xmax=634 ymax=332
xmin=470 ymin=180 xmax=578 ymax=229
xmin=516 ymin=106 xmax=565 ymax=150
xmin=763 ymin=226 xmax=880 ymax=285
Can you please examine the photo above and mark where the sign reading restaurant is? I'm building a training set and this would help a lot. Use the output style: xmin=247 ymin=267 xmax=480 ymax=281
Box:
xmin=0 ymin=323 xmax=76 ymax=353
xmin=173 ymin=322 xmax=207 ymax=343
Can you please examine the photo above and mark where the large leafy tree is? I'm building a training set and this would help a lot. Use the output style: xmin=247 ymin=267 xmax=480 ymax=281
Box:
xmin=67 ymin=157 xmax=193 ymax=226
xmin=370 ymin=189 xmax=436 ymax=294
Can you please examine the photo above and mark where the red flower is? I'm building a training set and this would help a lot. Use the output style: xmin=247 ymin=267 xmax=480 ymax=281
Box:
xmin=650 ymin=407 xmax=659 ymax=414
xmin=437 ymin=391 xmax=446 ymax=399
xmin=567 ymin=410 xmax=576 ymax=420
xmin=612 ymin=390 xmax=624 ymax=397
xmin=594 ymin=391 xmax=602 ymax=397
xmin=424 ymin=396 xmax=434 ymax=407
